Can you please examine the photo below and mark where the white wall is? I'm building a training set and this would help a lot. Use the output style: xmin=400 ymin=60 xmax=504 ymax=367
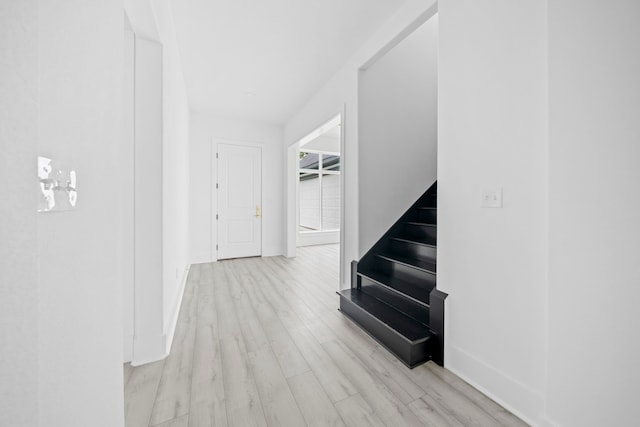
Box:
xmin=299 ymin=177 xmax=322 ymax=230
xmin=302 ymin=134 xmax=340 ymax=153
xmin=190 ymin=114 xmax=284 ymax=263
xmin=438 ymin=1 xmax=548 ymax=424
xmin=0 ymin=2 xmax=38 ymax=425
xmin=547 ymin=1 xmax=640 ymax=425
xmin=121 ymin=17 xmax=136 ymax=363
xmin=124 ymin=0 xmax=191 ymax=365
xmin=152 ymin=0 xmax=191 ymax=352
xmin=132 ymin=35 xmax=165 ymax=364
xmin=439 ymin=2 xmax=640 ymax=425
xmin=299 ymin=171 xmax=341 ymax=232
xmin=284 ymin=0 xmax=438 ymax=288
xmin=322 ymin=174 xmax=341 ymax=230
xmin=297 ymin=173 xmax=341 ymax=248
xmin=359 ymin=15 xmax=438 ymax=253
xmin=37 ymin=0 xmax=125 ymax=425
xmin=124 ymin=0 xmax=160 ymax=40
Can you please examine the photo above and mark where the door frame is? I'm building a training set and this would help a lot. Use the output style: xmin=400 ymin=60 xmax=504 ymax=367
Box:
xmin=286 ymin=109 xmax=346 ymax=288
xmin=211 ymin=138 xmax=263 ymax=261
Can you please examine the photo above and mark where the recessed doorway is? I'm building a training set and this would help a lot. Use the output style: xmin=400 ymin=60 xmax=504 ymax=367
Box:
xmin=286 ymin=113 xmax=344 ymax=286
xmin=298 ymin=120 xmax=341 ymax=246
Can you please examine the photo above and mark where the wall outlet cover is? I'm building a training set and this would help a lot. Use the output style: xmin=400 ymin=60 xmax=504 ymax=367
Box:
xmin=481 ymin=188 xmax=502 ymax=208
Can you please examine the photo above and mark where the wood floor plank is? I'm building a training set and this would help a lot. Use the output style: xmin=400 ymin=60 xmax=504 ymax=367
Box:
xmin=190 ymin=322 xmax=226 ymax=427
xmin=254 ymin=259 xmax=319 ymax=325
xmin=149 ymin=373 xmax=192 ymax=426
xmin=287 ymin=326 xmax=357 ymax=403
xmin=163 ymin=322 xmax=196 ymax=376
xmin=408 ymin=364 xmax=504 ymax=427
xmin=287 ymin=371 xmax=345 ymax=427
xmin=149 ymin=282 xmax=198 ymax=426
xmin=247 ymin=347 xmax=307 ymax=426
xmin=320 ymin=312 xmax=426 ymax=405
xmin=364 ymin=346 xmax=426 ymax=403
xmin=333 ymin=393 xmax=386 ymax=427
xmin=229 ymin=286 xmax=270 ymax=354
xmin=188 ymin=264 xmax=202 ymax=283
xmin=212 ymin=266 xmax=243 ymax=340
xmin=423 ymin=363 xmax=529 ymax=427
xmin=408 ymin=395 xmax=465 ymax=427
xmin=219 ymin=335 xmax=267 ymax=427
xmin=150 ymin=414 xmax=189 ymax=427
xmin=197 ymin=263 xmax=214 ymax=286
xmin=191 ymin=323 xmax=224 ymax=405
xmin=268 ymin=331 xmax=311 ymax=379
xmin=196 ymin=292 xmax=217 ymax=326
xmin=177 ymin=281 xmax=198 ymax=325
xmin=125 ymin=360 xmax=165 ymax=427
xmin=188 ymin=401 xmax=228 ymax=427
xmin=322 ymin=339 xmax=424 ymax=427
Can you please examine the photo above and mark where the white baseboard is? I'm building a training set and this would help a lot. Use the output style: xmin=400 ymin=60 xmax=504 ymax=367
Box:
xmin=123 ymin=333 xmax=134 ymax=363
xmin=164 ymin=265 xmax=190 ymax=355
xmin=262 ymin=245 xmax=284 ymax=257
xmin=131 ymin=332 xmax=167 ymax=366
xmin=446 ymin=344 xmax=545 ymax=426
xmin=131 ymin=265 xmax=190 ymax=367
xmin=298 ymin=231 xmax=340 ymax=247
xmin=189 ymin=252 xmax=214 ymax=265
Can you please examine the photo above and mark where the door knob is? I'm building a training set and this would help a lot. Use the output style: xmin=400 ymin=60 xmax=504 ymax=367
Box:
xmin=255 ymin=205 xmax=261 ymax=218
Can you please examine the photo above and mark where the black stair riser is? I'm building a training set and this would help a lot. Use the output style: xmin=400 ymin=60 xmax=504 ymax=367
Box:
xmin=359 ymin=276 xmax=429 ymax=325
xmin=402 ymin=223 xmax=437 ymax=244
xmin=358 ymin=267 xmax=431 ymax=305
xmin=373 ymin=257 xmax=436 ymax=292
xmin=389 ymin=239 xmax=436 ymax=264
xmin=415 ymin=208 xmax=437 ymax=224
xmin=339 ymin=294 xmax=430 ymax=368
xmin=419 ymin=195 xmax=437 ymax=208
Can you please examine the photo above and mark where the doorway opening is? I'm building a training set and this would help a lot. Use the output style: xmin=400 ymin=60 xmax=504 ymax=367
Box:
xmin=298 ymin=120 xmax=341 ymax=245
xmin=288 ymin=114 xmax=343 ymax=286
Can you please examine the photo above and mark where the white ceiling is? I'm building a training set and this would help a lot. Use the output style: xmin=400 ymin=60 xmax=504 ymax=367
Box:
xmin=302 ymin=134 xmax=340 ymax=153
xmin=301 ymin=124 xmax=341 ymax=152
xmin=169 ymin=0 xmax=409 ymax=124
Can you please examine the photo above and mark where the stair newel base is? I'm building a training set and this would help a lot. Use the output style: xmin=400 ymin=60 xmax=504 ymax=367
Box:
xmin=351 ymin=260 xmax=360 ymax=289
xmin=429 ymin=288 xmax=448 ymax=366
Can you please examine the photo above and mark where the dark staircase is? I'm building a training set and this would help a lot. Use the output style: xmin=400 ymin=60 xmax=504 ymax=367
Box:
xmin=338 ymin=181 xmax=447 ymax=368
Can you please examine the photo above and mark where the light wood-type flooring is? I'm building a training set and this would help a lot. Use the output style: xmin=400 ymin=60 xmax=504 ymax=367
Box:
xmin=124 ymin=244 xmax=528 ymax=427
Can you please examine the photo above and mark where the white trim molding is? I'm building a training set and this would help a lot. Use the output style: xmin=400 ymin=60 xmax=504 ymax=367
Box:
xmin=446 ymin=344 xmax=546 ymax=427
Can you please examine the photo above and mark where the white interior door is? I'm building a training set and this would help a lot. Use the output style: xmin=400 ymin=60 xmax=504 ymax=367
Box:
xmin=217 ymin=143 xmax=262 ymax=259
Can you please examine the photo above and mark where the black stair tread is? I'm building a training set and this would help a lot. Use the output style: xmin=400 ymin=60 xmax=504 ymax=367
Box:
xmin=377 ymin=253 xmax=437 ymax=274
xmin=339 ymin=289 xmax=431 ymax=342
xmin=416 ymin=206 xmax=437 ymax=210
xmin=390 ymin=236 xmax=436 ymax=248
xmin=358 ymin=270 xmax=431 ymax=307
xmin=404 ymin=221 xmax=437 ymax=227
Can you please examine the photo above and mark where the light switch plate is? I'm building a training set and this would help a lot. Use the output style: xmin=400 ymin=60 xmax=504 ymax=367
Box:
xmin=481 ymin=188 xmax=502 ymax=208
xmin=37 ymin=156 xmax=78 ymax=212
